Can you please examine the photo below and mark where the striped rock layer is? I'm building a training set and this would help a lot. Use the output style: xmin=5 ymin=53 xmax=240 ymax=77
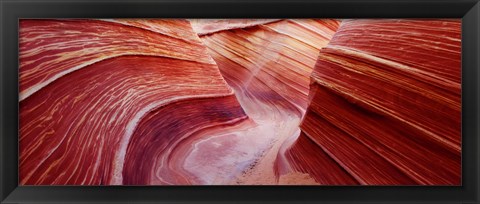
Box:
xmin=197 ymin=19 xmax=340 ymax=184
xmin=200 ymin=19 xmax=340 ymax=112
xmin=19 ymin=19 xmax=247 ymax=185
xmin=280 ymin=19 xmax=461 ymax=185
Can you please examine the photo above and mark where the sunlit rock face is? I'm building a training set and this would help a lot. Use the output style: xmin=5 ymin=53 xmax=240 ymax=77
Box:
xmin=190 ymin=19 xmax=281 ymax=35
xmin=280 ymin=19 xmax=461 ymax=185
xmin=19 ymin=19 xmax=247 ymax=185
xmin=199 ymin=19 xmax=340 ymax=112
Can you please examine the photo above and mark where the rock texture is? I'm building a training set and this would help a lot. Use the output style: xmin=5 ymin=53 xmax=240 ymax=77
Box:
xmin=280 ymin=19 xmax=461 ymax=185
xmin=19 ymin=19 xmax=247 ymax=185
xmin=190 ymin=19 xmax=281 ymax=35
xmin=200 ymin=19 xmax=340 ymax=111
xmin=19 ymin=19 xmax=462 ymax=186
xmin=197 ymin=19 xmax=340 ymax=184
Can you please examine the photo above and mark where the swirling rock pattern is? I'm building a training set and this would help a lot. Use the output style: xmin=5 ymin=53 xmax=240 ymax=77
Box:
xmin=19 ymin=19 xmax=246 ymax=185
xmin=19 ymin=19 xmax=461 ymax=185
xmin=281 ymin=19 xmax=461 ymax=185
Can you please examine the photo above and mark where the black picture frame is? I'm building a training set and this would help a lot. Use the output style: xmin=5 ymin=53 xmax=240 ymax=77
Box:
xmin=1 ymin=0 xmax=479 ymax=203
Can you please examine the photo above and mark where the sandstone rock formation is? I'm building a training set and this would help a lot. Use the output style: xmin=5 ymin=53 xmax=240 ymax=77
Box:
xmin=19 ymin=19 xmax=246 ymax=185
xmin=279 ymin=19 xmax=461 ymax=185
xmin=19 ymin=19 xmax=461 ymax=185
xmin=196 ymin=19 xmax=340 ymax=184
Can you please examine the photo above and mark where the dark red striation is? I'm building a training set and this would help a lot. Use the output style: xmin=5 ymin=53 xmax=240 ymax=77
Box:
xmin=277 ymin=133 xmax=359 ymax=185
xmin=282 ymin=19 xmax=461 ymax=185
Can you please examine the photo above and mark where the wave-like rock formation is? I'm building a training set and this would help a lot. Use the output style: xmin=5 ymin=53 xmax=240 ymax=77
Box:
xmin=19 ymin=19 xmax=213 ymax=101
xmin=19 ymin=19 xmax=247 ymax=185
xmin=279 ymin=19 xmax=461 ymax=185
xmin=19 ymin=19 xmax=461 ymax=185
xmin=197 ymin=19 xmax=340 ymax=184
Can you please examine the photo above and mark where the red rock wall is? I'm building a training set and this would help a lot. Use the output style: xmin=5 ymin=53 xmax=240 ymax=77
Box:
xmin=282 ymin=19 xmax=461 ymax=185
xmin=200 ymin=19 xmax=340 ymax=113
xmin=19 ymin=19 xmax=246 ymax=185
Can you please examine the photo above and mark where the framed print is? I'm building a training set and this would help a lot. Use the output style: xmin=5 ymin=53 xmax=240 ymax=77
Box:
xmin=1 ymin=0 xmax=479 ymax=203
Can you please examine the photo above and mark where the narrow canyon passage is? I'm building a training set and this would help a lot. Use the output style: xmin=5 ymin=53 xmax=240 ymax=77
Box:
xmin=179 ymin=19 xmax=340 ymax=184
xmin=180 ymin=93 xmax=303 ymax=184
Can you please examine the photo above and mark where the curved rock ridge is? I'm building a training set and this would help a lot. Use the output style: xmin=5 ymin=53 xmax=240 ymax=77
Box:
xmin=19 ymin=19 xmax=215 ymax=101
xmin=102 ymin=19 xmax=204 ymax=43
xmin=282 ymin=19 xmax=461 ymax=185
xmin=190 ymin=19 xmax=281 ymax=35
xmin=122 ymin=95 xmax=247 ymax=185
xmin=197 ymin=19 xmax=341 ymax=184
xmin=19 ymin=19 xmax=246 ymax=185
